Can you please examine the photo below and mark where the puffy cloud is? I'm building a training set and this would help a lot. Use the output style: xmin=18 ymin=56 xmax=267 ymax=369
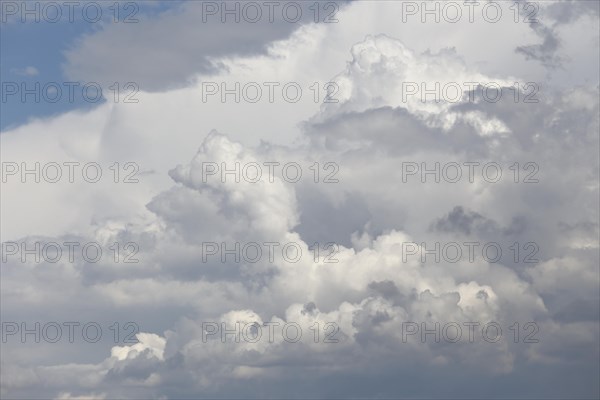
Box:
xmin=111 ymin=333 xmax=166 ymax=361
xmin=1 ymin=1 xmax=598 ymax=398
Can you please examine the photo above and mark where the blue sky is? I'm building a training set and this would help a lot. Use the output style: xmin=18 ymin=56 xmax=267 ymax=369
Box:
xmin=0 ymin=1 xmax=173 ymax=130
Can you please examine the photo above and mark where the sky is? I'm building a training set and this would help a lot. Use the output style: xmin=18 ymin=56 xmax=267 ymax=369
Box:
xmin=1 ymin=1 xmax=599 ymax=399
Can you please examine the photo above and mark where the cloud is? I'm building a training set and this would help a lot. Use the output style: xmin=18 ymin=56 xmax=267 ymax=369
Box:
xmin=55 ymin=393 xmax=107 ymax=400
xmin=515 ymin=0 xmax=600 ymax=68
xmin=63 ymin=1 xmax=352 ymax=91
xmin=10 ymin=66 xmax=39 ymax=76
xmin=1 ymin=2 xmax=598 ymax=398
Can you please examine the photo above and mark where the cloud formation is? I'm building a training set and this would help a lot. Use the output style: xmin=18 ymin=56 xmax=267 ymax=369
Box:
xmin=1 ymin=1 xmax=599 ymax=399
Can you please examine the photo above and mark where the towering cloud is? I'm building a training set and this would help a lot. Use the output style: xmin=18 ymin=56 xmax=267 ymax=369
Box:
xmin=1 ymin=1 xmax=598 ymax=398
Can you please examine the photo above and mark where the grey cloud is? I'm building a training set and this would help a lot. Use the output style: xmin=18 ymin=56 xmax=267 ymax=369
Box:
xmin=367 ymin=280 xmax=399 ymax=299
xmin=516 ymin=22 xmax=564 ymax=69
xmin=431 ymin=206 xmax=500 ymax=236
xmin=64 ymin=1 xmax=351 ymax=91
xmin=515 ymin=0 xmax=600 ymax=68
xmin=2 ymin=17 xmax=599 ymax=400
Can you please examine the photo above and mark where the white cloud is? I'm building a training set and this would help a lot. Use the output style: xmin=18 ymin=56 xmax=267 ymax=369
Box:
xmin=11 ymin=66 xmax=39 ymax=76
xmin=1 ymin=1 xmax=598 ymax=398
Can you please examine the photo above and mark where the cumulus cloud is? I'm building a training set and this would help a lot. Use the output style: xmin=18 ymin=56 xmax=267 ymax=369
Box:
xmin=1 ymin=1 xmax=598 ymax=398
